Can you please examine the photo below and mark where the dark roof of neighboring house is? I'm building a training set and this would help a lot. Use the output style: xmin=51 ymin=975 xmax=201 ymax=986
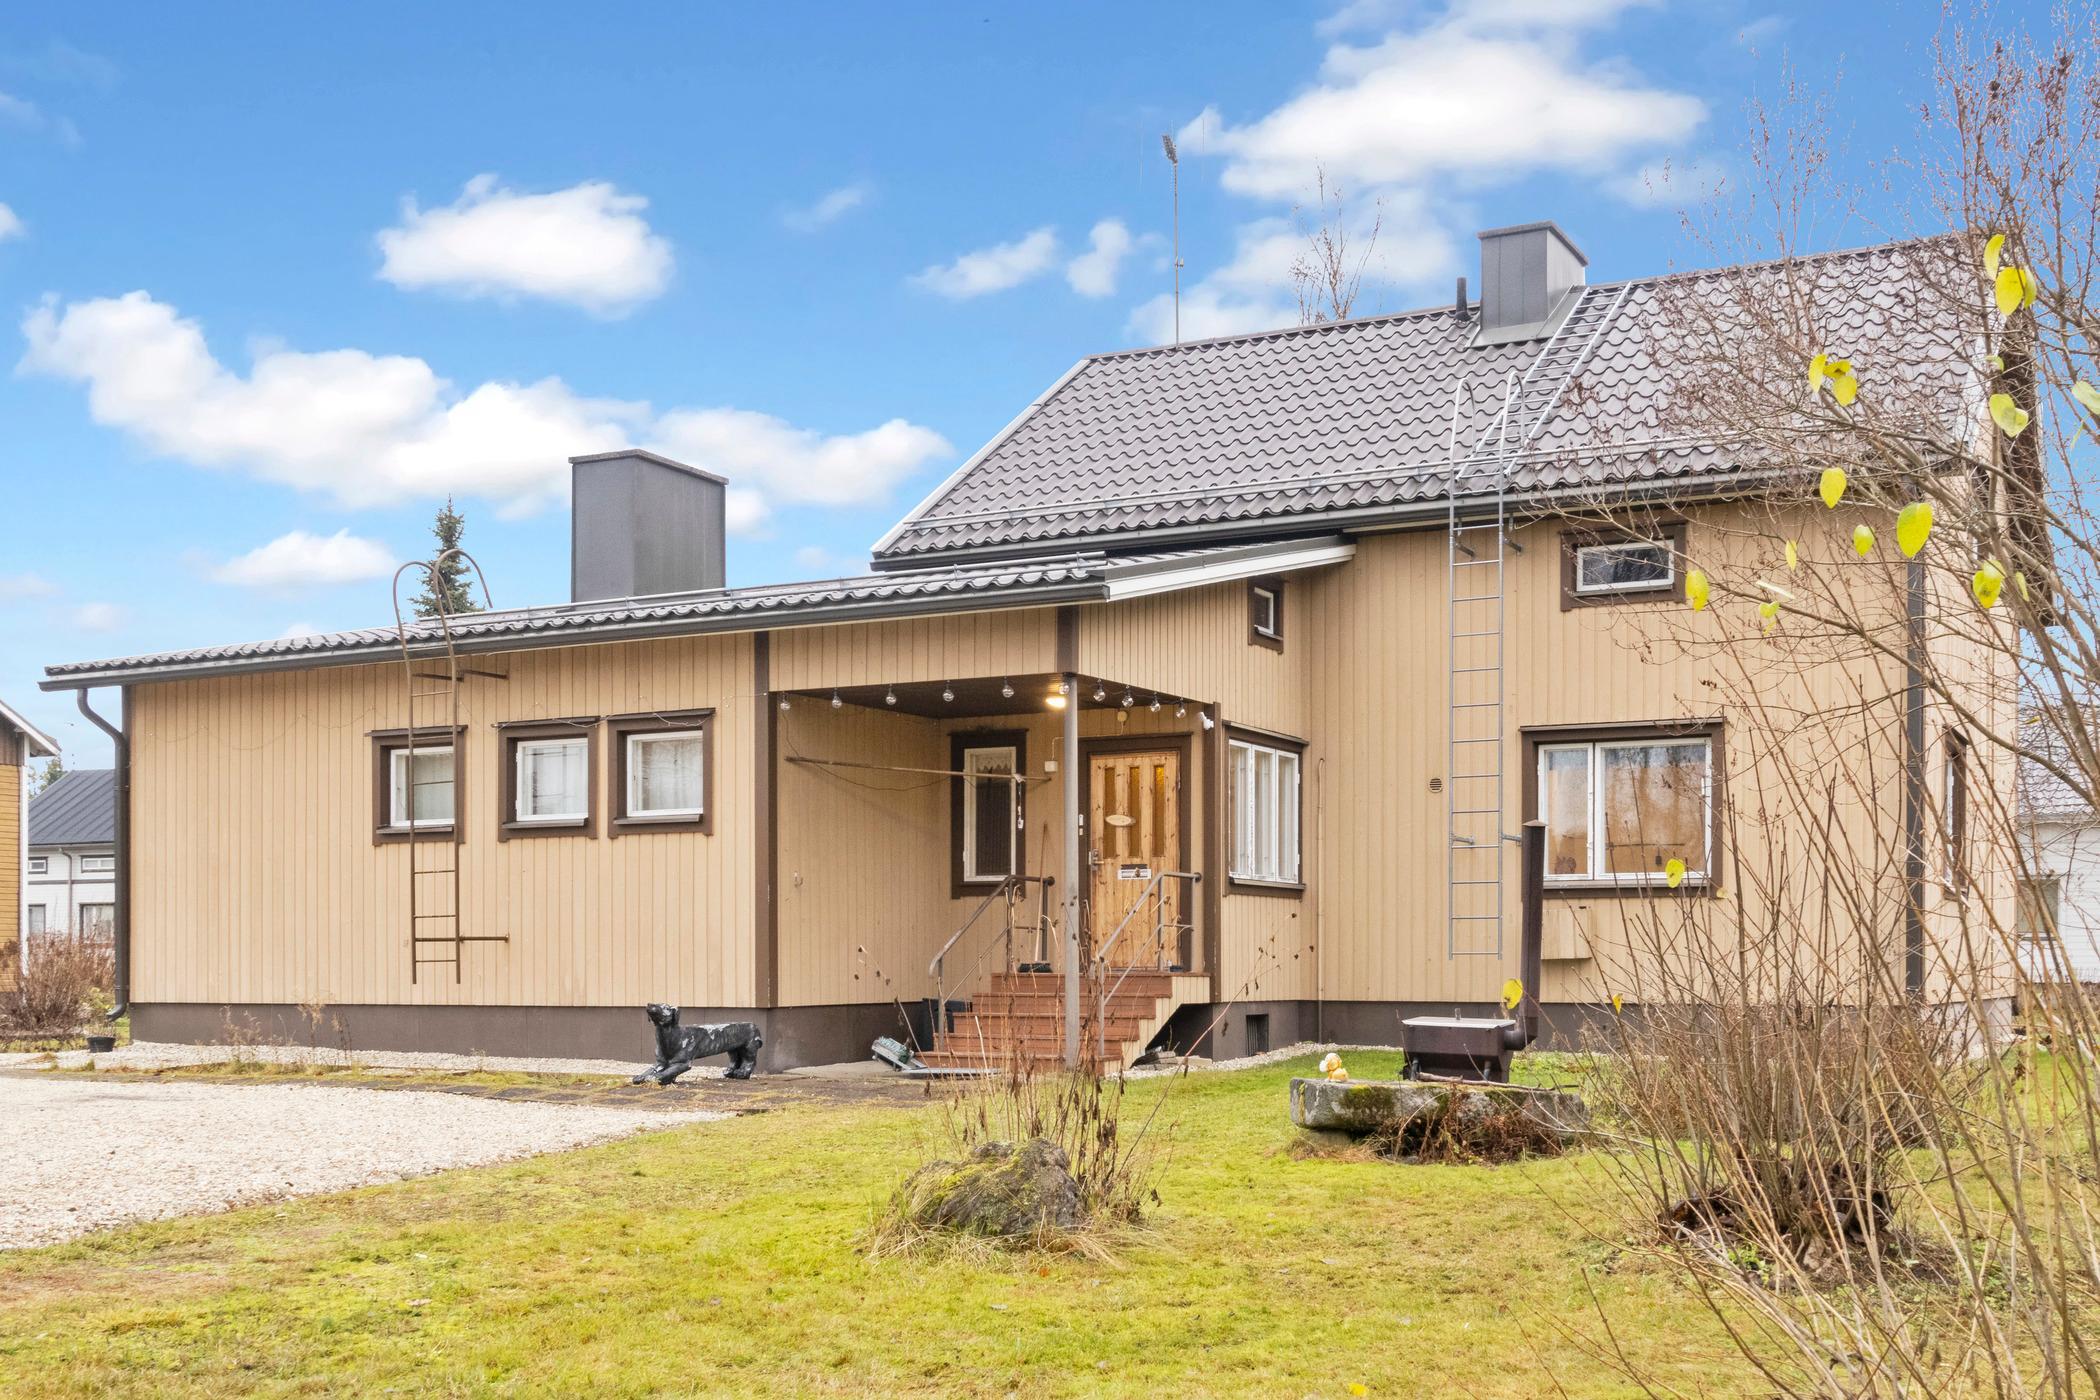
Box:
xmin=28 ymin=769 xmax=116 ymax=847
xmin=873 ymin=240 xmax=1980 ymax=565
xmin=39 ymin=537 xmax=1353 ymax=689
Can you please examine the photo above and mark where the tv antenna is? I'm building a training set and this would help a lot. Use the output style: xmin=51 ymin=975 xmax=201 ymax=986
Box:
xmin=1160 ymin=133 xmax=1182 ymax=344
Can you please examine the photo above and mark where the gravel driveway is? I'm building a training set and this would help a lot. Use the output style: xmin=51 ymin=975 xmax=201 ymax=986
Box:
xmin=0 ymin=1075 xmax=726 ymax=1250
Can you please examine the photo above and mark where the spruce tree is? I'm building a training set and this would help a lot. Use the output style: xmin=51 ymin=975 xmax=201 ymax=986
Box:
xmin=411 ymin=497 xmax=483 ymax=618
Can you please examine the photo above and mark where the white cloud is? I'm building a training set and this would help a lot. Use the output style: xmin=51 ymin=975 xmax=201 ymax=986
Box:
xmin=0 ymin=203 xmax=23 ymax=242
xmin=1066 ymin=219 xmax=1138 ymax=298
xmin=0 ymin=89 xmax=81 ymax=148
xmin=20 ymin=291 xmax=951 ymax=531
xmin=212 ymin=529 xmax=397 ymax=589
xmin=71 ymin=602 xmax=122 ymax=632
xmin=784 ymin=182 xmax=870 ymax=232
xmin=911 ymin=227 xmax=1060 ymax=299
xmin=278 ymin=621 xmax=322 ymax=640
xmin=1181 ymin=7 xmax=1701 ymax=200
xmin=792 ymin=544 xmax=852 ymax=575
xmin=376 ymin=174 xmax=674 ymax=315
xmin=0 ymin=571 xmax=54 ymax=600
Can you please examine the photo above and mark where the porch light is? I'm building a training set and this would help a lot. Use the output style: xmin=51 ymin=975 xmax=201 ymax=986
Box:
xmin=1092 ymin=682 xmax=1106 ymax=702
xmin=1045 ymin=690 xmax=1068 ymax=710
xmin=1001 ymin=678 xmax=1014 ymax=700
xmin=884 ymin=687 xmax=896 ymax=706
xmin=942 ymin=685 xmax=955 ymax=703
xmin=1176 ymin=702 xmax=1186 ymax=719
xmin=1121 ymin=688 xmax=1135 ymax=709
xmin=1149 ymin=695 xmax=1161 ymax=713
xmin=831 ymin=690 xmax=843 ymax=710
xmin=778 ymin=695 xmax=792 ymax=711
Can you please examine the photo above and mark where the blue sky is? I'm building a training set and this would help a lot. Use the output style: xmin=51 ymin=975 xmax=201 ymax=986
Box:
xmin=0 ymin=1 xmax=1998 ymax=760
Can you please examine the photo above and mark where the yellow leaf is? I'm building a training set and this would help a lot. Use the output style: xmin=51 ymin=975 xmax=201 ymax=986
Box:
xmin=1784 ymin=539 xmax=1798 ymax=570
xmin=2021 ymin=267 xmax=2041 ymax=307
xmin=1665 ymin=858 xmax=1687 ymax=888
xmin=1996 ymin=266 xmax=2026 ymax=315
xmin=1989 ymin=354 xmax=2005 ymax=372
xmin=1609 ymin=993 xmax=1624 ymax=1015
xmin=1828 ymin=362 xmax=1859 ymax=406
xmin=1807 ymin=352 xmax=1828 ymax=391
xmin=1350 ymin=1386 xmax=1370 ymax=1398
xmin=1685 ymin=568 xmax=1710 ymax=612
xmin=1759 ymin=599 xmax=1782 ymax=632
xmin=2074 ymin=381 xmax=2100 ymax=415
xmin=1973 ymin=559 xmax=2005 ymax=609
xmin=1897 ymin=501 xmax=1934 ymax=557
xmin=1852 ymin=523 xmax=1875 ymax=557
xmin=1990 ymin=392 xmax=2030 ymax=438
xmin=1501 ymin=978 xmax=1524 ymax=1011
xmin=1984 ymin=233 xmax=2004 ymax=280
xmin=2015 ymin=570 xmax=2031 ymax=603
xmin=1818 ymin=467 xmax=1848 ymax=508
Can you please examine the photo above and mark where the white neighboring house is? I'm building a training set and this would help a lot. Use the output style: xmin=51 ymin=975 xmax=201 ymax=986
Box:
xmin=26 ymin=769 xmax=117 ymax=945
xmin=2019 ymin=722 xmax=2100 ymax=985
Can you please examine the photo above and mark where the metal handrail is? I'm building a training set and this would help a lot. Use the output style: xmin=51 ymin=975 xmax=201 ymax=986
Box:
xmin=1091 ymin=870 xmax=1201 ymax=1062
xmin=928 ymin=873 xmax=1056 ymax=1015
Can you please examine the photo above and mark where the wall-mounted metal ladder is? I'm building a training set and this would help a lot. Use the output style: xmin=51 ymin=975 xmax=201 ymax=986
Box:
xmin=1443 ymin=283 xmax=1631 ymax=959
xmin=392 ymin=549 xmax=501 ymax=984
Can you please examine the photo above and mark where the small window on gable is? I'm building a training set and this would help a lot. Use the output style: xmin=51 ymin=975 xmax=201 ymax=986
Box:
xmin=1561 ymin=521 xmax=1688 ymax=609
xmin=1248 ymin=579 xmax=1284 ymax=650
xmin=952 ymin=731 xmax=1026 ymax=894
xmin=609 ymin=711 xmax=712 ymax=835
xmin=1574 ymin=539 xmax=1673 ymax=595
xmin=78 ymin=854 xmax=114 ymax=874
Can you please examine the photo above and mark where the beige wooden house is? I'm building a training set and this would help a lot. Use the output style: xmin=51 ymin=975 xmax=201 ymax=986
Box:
xmin=41 ymin=225 xmax=2015 ymax=1068
xmin=2 ymin=697 xmax=60 ymax=994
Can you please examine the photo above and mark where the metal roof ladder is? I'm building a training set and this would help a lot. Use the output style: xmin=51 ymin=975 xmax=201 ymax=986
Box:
xmin=392 ymin=550 xmax=505 ymax=984
xmin=1441 ymin=283 xmax=1631 ymax=961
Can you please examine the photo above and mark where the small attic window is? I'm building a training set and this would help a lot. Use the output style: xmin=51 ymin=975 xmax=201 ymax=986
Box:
xmin=1560 ymin=521 xmax=1688 ymax=610
xmin=1248 ymin=579 xmax=1284 ymax=651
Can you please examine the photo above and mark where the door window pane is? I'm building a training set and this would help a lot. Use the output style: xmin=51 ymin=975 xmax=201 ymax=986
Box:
xmin=390 ymin=745 xmax=455 ymax=826
xmin=515 ymin=737 xmax=588 ymax=822
xmin=962 ymin=746 xmax=1016 ymax=882
xmin=628 ymin=732 xmax=704 ymax=817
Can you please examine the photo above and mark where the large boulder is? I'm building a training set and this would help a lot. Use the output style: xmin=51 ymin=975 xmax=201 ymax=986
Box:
xmin=898 ymin=1139 xmax=1082 ymax=1238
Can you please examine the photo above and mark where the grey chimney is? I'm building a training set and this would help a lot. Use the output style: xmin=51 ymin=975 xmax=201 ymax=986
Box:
xmin=569 ymin=449 xmax=727 ymax=603
xmin=1474 ymin=221 xmax=1587 ymax=345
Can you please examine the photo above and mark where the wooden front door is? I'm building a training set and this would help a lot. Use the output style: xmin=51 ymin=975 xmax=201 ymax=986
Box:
xmin=1086 ymin=748 xmax=1186 ymax=969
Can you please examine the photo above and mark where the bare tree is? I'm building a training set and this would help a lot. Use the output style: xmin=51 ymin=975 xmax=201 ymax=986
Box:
xmin=1291 ymin=165 xmax=1383 ymax=325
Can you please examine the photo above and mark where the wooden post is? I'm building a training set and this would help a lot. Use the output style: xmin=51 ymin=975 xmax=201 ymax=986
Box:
xmin=1062 ymin=673 xmax=1082 ymax=1068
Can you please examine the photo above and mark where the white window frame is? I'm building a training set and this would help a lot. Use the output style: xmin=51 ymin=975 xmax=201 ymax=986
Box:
xmin=78 ymin=853 xmax=114 ymax=874
xmin=1229 ymin=737 xmax=1302 ymax=885
xmin=1251 ymin=585 xmax=1281 ymax=638
xmin=626 ymin=731 xmax=705 ymax=820
xmin=960 ymin=744 xmax=1019 ymax=885
xmin=388 ymin=743 xmax=456 ymax=829
xmin=1572 ymin=538 xmax=1675 ymax=596
xmin=27 ymin=904 xmax=46 ymax=936
xmin=26 ymin=856 xmax=47 ymax=876
xmin=1537 ymin=735 xmax=1712 ymax=885
xmin=511 ymin=736 xmax=589 ymax=825
xmin=78 ymin=903 xmax=114 ymax=939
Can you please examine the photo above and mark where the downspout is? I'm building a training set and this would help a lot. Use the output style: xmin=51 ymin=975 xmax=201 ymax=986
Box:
xmin=1061 ymin=671 xmax=1082 ymax=1068
xmin=1902 ymin=558 xmax=1927 ymax=999
xmin=74 ymin=688 xmax=128 ymax=1022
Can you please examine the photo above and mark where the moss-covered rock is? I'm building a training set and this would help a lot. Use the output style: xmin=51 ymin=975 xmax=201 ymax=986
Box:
xmin=897 ymin=1139 xmax=1082 ymax=1238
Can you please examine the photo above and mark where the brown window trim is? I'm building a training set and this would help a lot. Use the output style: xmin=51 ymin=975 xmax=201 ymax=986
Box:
xmin=1519 ymin=719 xmax=1723 ymax=898
xmin=1224 ymin=725 xmax=1306 ymax=898
xmin=371 ymin=726 xmax=465 ymax=846
xmin=1559 ymin=517 xmax=1689 ymax=610
xmin=608 ymin=710 xmax=713 ymax=836
xmin=497 ymin=718 xmax=599 ymax=841
xmin=1248 ymin=577 xmax=1285 ymax=651
xmin=951 ymin=730 xmax=1028 ymax=899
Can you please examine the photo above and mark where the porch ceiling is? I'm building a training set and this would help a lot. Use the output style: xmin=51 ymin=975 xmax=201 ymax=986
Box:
xmin=781 ymin=674 xmax=1200 ymax=720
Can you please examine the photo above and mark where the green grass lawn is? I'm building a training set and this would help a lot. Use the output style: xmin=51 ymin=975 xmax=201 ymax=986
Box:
xmin=0 ymin=1052 xmax=1760 ymax=1398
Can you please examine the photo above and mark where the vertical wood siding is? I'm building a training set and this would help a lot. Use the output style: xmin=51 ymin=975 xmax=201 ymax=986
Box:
xmin=130 ymin=634 xmax=758 ymax=1008
xmin=769 ymin=608 xmax=1057 ymax=692
xmin=0 ymin=759 xmax=18 ymax=992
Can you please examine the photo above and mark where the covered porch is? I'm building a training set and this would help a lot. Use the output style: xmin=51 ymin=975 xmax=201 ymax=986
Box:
xmin=769 ymin=669 xmax=1218 ymax=1070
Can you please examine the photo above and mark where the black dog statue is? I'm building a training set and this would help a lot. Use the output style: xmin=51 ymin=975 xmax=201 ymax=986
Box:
xmin=633 ymin=1003 xmax=763 ymax=1084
